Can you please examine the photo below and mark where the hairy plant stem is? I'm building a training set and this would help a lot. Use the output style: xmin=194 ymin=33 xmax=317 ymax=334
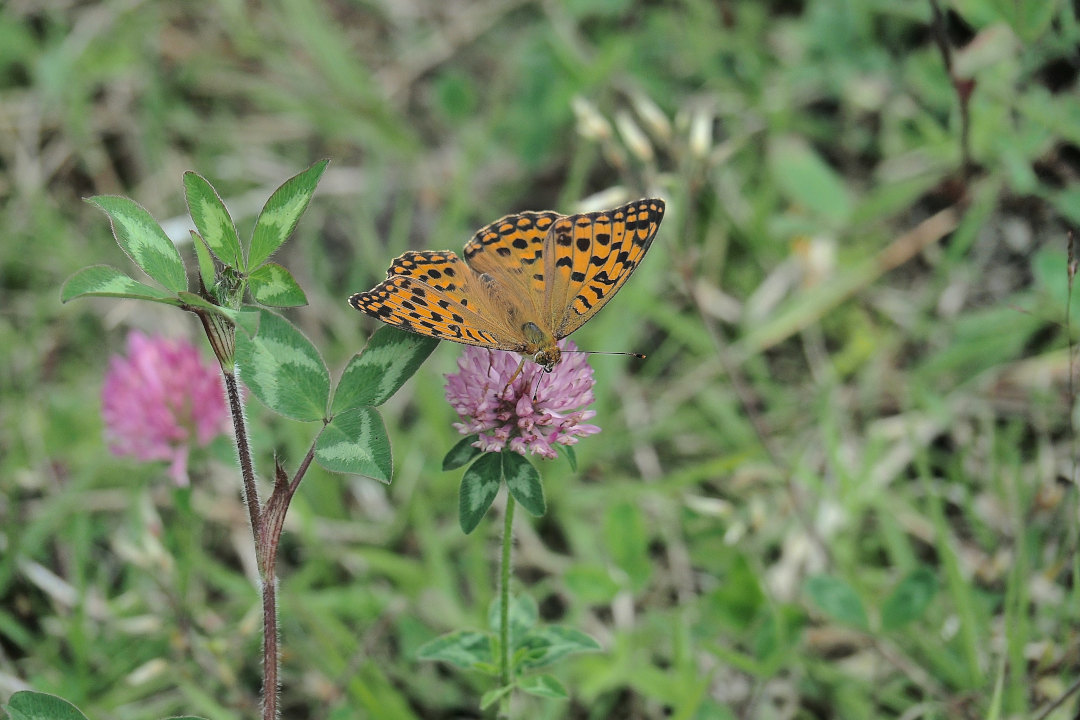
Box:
xmin=498 ymin=493 xmax=516 ymax=719
xmin=221 ymin=364 xmax=316 ymax=720
xmin=224 ymin=371 xmax=260 ymax=548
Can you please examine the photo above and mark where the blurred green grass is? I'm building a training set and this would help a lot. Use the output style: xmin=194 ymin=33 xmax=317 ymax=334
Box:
xmin=3 ymin=0 xmax=1080 ymax=718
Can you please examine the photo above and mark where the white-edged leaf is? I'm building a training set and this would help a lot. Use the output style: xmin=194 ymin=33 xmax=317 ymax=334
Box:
xmin=190 ymin=230 xmax=218 ymax=297
xmin=249 ymin=262 xmax=308 ymax=307
xmin=60 ymin=265 xmax=179 ymax=304
xmin=234 ymin=308 xmax=330 ymax=421
xmin=332 ymin=325 xmax=438 ymax=412
xmin=443 ymin=435 xmax=482 ymax=470
xmin=503 ymin=452 xmax=545 ymax=516
xmin=315 ymin=406 xmax=392 ymax=482
xmin=86 ymin=195 xmax=187 ymax=292
xmin=183 ymin=171 xmax=242 ymax=268
xmin=459 ymin=453 xmax=502 ymax=534
xmin=248 ymin=159 xmax=328 ymax=267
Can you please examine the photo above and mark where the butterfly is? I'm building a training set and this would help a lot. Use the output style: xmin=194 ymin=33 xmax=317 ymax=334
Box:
xmin=349 ymin=197 xmax=665 ymax=372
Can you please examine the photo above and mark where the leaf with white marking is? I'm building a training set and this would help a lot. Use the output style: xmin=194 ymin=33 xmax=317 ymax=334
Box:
xmin=235 ymin=308 xmax=330 ymax=421
xmin=249 ymin=262 xmax=308 ymax=307
xmin=332 ymin=325 xmax=438 ymax=412
xmin=248 ymin=159 xmax=328 ymax=268
xmin=60 ymin=265 xmax=180 ymax=305
xmin=315 ymin=406 xmax=392 ymax=482
xmin=87 ymin=196 xmax=187 ymax=292
xmin=183 ymin=171 xmax=242 ymax=268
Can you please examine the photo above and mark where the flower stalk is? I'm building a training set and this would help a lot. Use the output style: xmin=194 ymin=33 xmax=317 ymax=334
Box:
xmin=498 ymin=493 xmax=516 ymax=719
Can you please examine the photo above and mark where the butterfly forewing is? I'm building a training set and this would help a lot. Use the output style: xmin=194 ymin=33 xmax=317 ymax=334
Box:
xmin=545 ymin=198 xmax=665 ymax=338
xmin=348 ymin=251 xmax=521 ymax=349
xmin=462 ymin=210 xmax=561 ymax=321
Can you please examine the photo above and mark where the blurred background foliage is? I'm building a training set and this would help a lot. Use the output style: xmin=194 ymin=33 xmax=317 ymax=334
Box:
xmin=2 ymin=0 xmax=1080 ymax=718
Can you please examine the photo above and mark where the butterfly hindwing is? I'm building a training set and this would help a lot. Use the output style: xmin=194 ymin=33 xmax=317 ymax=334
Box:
xmin=545 ymin=198 xmax=665 ymax=338
xmin=348 ymin=251 xmax=521 ymax=349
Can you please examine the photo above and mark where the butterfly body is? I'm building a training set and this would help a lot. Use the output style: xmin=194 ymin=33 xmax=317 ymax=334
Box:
xmin=349 ymin=198 xmax=665 ymax=369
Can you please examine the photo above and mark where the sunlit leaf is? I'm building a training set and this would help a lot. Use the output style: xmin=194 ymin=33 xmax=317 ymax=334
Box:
xmin=315 ymin=406 xmax=392 ymax=482
xmin=234 ymin=308 xmax=330 ymax=421
xmin=183 ymin=171 xmax=242 ymax=268
xmin=503 ymin=452 xmax=545 ymax=517
xmin=332 ymin=325 xmax=438 ymax=412
xmin=249 ymin=262 xmax=308 ymax=307
xmin=87 ymin=195 xmax=188 ymax=292
xmin=249 ymin=159 xmax=329 ymax=267
xmin=60 ymin=265 xmax=179 ymax=305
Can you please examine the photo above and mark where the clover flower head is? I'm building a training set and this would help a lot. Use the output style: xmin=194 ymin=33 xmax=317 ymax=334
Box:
xmin=102 ymin=331 xmax=229 ymax=485
xmin=444 ymin=340 xmax=600 ymax=460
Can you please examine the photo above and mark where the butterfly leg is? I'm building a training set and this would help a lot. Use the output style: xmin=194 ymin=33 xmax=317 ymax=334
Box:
xmin=502 ymin=357 xmax=527 ymax=395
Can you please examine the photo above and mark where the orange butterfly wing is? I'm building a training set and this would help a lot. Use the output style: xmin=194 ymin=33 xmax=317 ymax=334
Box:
xmin=544 ymin=198 xmax=665 ymax=337
xmin=462 ymin=210 xmax=562 ymax=323
xmin=348 ymin=250 xmax=522 ymax=349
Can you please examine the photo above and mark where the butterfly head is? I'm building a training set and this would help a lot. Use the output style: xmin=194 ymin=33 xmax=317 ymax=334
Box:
xmin=521 ymin=321 xmax=561 ymax=372
xmin=532 ymin=344 xmax=561 ymax=372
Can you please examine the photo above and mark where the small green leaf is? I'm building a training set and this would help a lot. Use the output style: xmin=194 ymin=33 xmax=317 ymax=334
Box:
xmin=518 ymin=674 xmax=568 ymax=699
xmin=479 ymin=685 xmax=514 ymax=711
xmin=4 ymin=691 xmax=90 ymax=720
xmin=503 ymin=452 xmax=545 ymax=517
xmin=416 ymin=630 xmax=493 ymax=669
xmin=183 ymin=171 xmax=242 ymax=268
xmin=190 ymin=231 xmax=218 ymax=297
xmin=460 ymin=453 xmax=502 ymax=534
xmin=517 ymin=626 xmax=602 ymax=670
xmin=234 ymin=308 xmax=330 ymax=421
xmin=60 ymin=265 xmax=180 ymax=304
xmin=805 ymin=575 xmax=868 ymax=630
xmin=443 ymin=435 xmax=482 ymax=470
xmin=315 ymin=407 xmax=392 ymax=483
xmin=161 ymin=717 xmax=210 ymax=720
xmin=768 ymin=135 xmax=852 ymax=226
xmin=881 ymin=567 xmax=938 ymax=631
xmin=249 ymin=262 xmax=308 ymax=307
xmin=707 ymin=553 xmax=766 ymax=630
xmin=332 ymin=325 xmax=438 ymax=412
xmin=87 ymin=195 xmax=188 ymax=292
xmin=249 ymin=159 xmax=329 ymax=268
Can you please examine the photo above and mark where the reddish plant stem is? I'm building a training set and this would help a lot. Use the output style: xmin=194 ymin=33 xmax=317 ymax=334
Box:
xmin=223 ymin=370 xmax=261 ymax=549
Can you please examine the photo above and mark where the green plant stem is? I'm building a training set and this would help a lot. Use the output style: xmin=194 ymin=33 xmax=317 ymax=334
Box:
xmin=499 ymin=493 xmax=516 ymax=719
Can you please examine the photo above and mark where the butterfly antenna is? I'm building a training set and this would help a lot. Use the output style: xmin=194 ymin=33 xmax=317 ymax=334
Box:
xmin=561 ymin=350 xmax=647 ymax=360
